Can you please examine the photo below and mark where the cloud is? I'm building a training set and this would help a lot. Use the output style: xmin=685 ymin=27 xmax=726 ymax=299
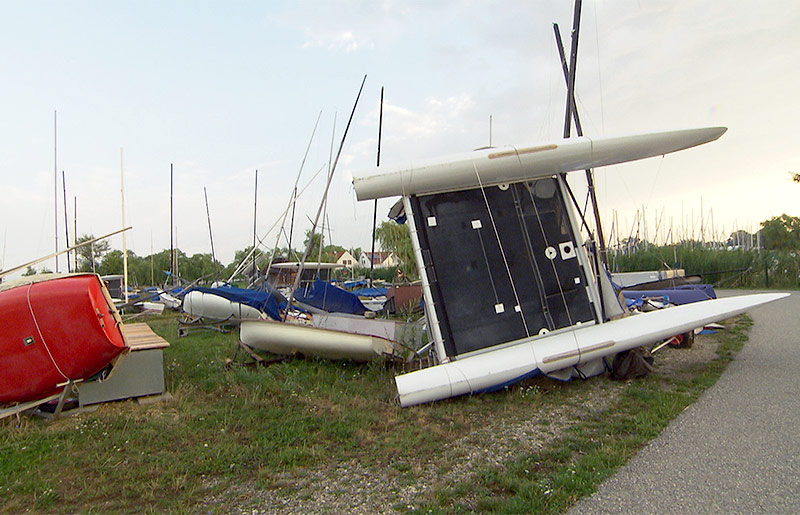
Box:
xmin=386 ymin=93 xmax=476 ymax=140
xmin=301 ymin=29 xmax=374 ymax=53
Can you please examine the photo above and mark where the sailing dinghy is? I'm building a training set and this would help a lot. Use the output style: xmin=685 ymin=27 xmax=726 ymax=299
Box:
xmin=352 ymin=127 xmax=788 ymax=406
xmin=240 ymin=317 xmax=404 ymax=362
xmin=0 ymin=273 xmax=129 ymax=404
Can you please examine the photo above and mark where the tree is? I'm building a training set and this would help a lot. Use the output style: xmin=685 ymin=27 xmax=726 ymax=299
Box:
xmin=300 ymin=230 xmax=340 ymax=263
xmin=375 ymin=220 xmax=416 ymax=280
xmin=74 ymin=234 xmax=111 ymax=272
xmin=759 ymin=214 xmax=800 ymax=251
xmin=302 ymin=231 xmax=323 ymax=262
xmin=182 ymin=253 xmax=222 ymax=282
xmin=97 ymin=249 xmax=125 ymax=276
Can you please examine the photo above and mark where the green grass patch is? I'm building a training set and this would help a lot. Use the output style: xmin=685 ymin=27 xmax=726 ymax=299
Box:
xmin=416 ymin=315 xmax=753 ymax=513
xmin=1 ymin=313 xmax=753 ymax=513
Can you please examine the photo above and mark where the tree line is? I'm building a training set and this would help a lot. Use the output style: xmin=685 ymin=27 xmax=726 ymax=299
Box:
xmin=20 ymin=221 xmax=418 ymax=286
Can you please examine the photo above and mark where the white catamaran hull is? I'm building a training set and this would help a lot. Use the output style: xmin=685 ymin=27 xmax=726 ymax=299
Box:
xmin=240 ymin=319 xmax=402 ymax=362
xmin=395 ymin=293 xmax=788 ymax=407
xmin=182 ymin=290 xmax=265 ymax=322
xmin=352 ymin=127 xmax=726 ymax=200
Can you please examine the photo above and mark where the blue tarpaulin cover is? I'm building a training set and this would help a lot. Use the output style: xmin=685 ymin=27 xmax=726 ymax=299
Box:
xmin=295 ymin=278 xmax=367 ymax=315
xmin=350 ymin=287 xmax=388 ymax=297
xmin=188 ymin=286 xmax=284 ymax=321
xmin=621 ymin=284 xmax=716 ymax=306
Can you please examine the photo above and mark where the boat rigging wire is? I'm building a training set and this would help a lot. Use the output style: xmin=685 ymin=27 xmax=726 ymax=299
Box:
xmin=523 ymin=178 xmax=578 ymax=330
xmin=471 ymin=160 xmax=530 ymax=337
xmin=227 ymin=108 xmax=324 ymax=283
xmin=512 ymin=181 xmax=556 ymax=331
xmin=284 ymin=75 xmax=368 ymax=320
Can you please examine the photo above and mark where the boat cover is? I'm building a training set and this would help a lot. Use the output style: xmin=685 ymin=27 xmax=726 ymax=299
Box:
xmin=187 ymin=286 xmax=284 ymax=321
xmin=621 ymin=284 xmax=716 ymax=307
xmin=350 ymin=287 xmax=388 ymax=297
xmin=295 ymin=278 xmax=368 ymax=315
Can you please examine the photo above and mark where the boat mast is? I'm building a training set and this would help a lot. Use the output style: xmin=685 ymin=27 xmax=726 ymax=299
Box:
xmin=553 ymin=0 xmax=609 ymax=321
xmin=275 ymin=111 xmax=322 ymax=272
xmin=1 ymin=228 xmax=6 ymax=280
xmin=120 ymin=148 xmax=129 ymax=304
xmin=204 ymin=186 xmax=220 ymax=281
xmin=170 ymin=163 xmax=174 ymax=286
xmin=62 ymin=171 xmax=70 ymax=272
xmin=369 ymin=86 xmax=384 ymax=288
xmin=54 ymin=110 xmax=58 ymax=273
xmin=284 ymin=75 xmax=367 ymax=319
xmin=73 ymin=196 xmax=78 ymax=271
xmin=553 ymin=0 xmax=607 ymax=267
xmin=252 ymin=170 xmax=258 ymax=285
xmin=315 ymin=114 xmax=338 ymax=275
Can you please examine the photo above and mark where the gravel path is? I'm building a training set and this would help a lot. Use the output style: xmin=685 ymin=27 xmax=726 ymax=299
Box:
xmin=568 ymin=290 xmax=800 ymax=514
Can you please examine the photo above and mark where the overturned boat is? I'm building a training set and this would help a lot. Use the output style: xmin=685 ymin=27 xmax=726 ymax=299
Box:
xmin=0 ymin=273 xmax=129 ymax=404
xmin=237 ymin=283 xmax=416 ymax=362
xmin=240 ymin=316 xmax=406 ymax=362
xmin=352 ymin=127 xmax=788 ymax=406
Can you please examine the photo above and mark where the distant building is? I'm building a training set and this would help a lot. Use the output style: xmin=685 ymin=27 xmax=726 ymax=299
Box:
xmin=335 ymin=250 xmax=357 ymax=269
xmin=358 ymin=251 xmax=399 ymax=269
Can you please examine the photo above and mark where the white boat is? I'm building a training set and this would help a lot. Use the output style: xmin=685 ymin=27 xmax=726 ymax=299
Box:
xmin=352 ymin=127 xmax=787 ymax=406
xmin=240 ymin=318 xmax=405 ymax=362
xmin=353 ymin=127 xmax=727 ymax=201
xmin=182 ymin=289 xmax=267 ymax=322
xmin=155 ymin=291 xmax=181 ymax=310
xmin=394 ymin=293 xmax=787 ymax=406
xmin=359 ymin=295 xmax=388 ymax=312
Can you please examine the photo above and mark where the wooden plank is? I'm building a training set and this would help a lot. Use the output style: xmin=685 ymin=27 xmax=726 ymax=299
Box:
xmin=121 ymin=323 xmax=170 ymax=351
xmin=0 ymin=393 xmax=62 ymax=420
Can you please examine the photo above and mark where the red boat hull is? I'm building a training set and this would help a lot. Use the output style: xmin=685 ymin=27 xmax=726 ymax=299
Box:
xmin=0 ymin=274 xmax=128 ymax=403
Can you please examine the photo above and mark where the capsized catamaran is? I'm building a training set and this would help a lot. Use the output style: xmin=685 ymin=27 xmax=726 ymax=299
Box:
xmin=352 ymin=127 xmax=788 ymax=406
xmin=0 ymin=273 xmax=129 ymax=405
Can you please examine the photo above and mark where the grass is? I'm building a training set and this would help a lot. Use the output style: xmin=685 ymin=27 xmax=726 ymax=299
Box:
xmin=420 ymin=316 xmax=753 ymax=513
xmin=0 ymin=313 xmax=752 ymax=513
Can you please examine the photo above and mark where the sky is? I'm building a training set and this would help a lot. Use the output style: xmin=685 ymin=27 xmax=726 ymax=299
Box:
xmin=1 ymin=0 xmax=798 ymax=278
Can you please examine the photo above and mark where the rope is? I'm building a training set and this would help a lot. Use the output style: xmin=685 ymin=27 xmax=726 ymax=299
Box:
xmin=521 ymin=178 xmax=586 ymax=366
xmin=472 ymin=161 xmax=530 ymax=336
xmin=475 ymin=225 xmax=501 ymax=307
xmin=522 ymin=180 xmax=577 ymax=329
xmin=26 ymin=283 xmax=70 ymax=381
xmin=510 ymin=182 xmax=556 ymax=330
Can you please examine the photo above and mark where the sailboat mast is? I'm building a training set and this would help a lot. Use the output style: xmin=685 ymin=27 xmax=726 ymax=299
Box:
xmin=284 ymin=75 xmax=367 ymax=318
xmin=54 ymin=110 xmax=59 ymax=273
xmin=370 ymin=86 xmax=384 ymax=288
xmin=252 ymin=170 xmax=258 ymax=285
xmin=120 ymin=148 xmax=129 ymax=304
xmin=1 ymin=229 xmax=6 ymax=279
xmin=62 ymin=171 xmax=70 ymax=272
xmin=562 ymin=1 xmax=580 ymax=139
xmin=73 ymin=196 xmax=78 ymax=271
xmin=170 ymin=163 xmax=174 ymax=286
xmin=204 ymin=186 xmax=219 ymax=280
xmin=553 ymin=0 xmax=608 ymax=266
